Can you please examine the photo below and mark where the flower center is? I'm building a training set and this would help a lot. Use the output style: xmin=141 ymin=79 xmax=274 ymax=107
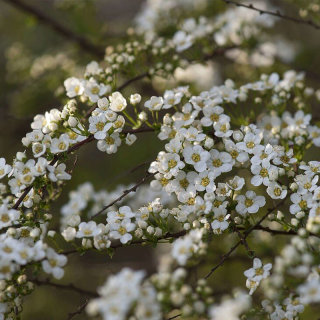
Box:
xmin=96 ymin=122 xmax=105 ymax=131
xmin=274 ymin=187 xmax=282 ymax=197
xmin=168 ymin=159 xmax=177 ymax=168
xmin=118 ymin=226 xmax=127 ymax=235
xmin=191 ymin=153 xmax=201 ymax=162
xmin=212 ymin=158 xmax=222 ymax=167
xmin=1 ymin=213 xmax=10 ymax=223
xmin=260 ymin=168 xmax=268 ymax=177
xmin=179 ymin=178 xmax=189 ymax=189
xmin=201 ymin=177 xmax=210 ymax=187
xmin=246 ymin=141 xmax=255 ymax=149
xmin=245 ymin=199 xmax=253 ymax=207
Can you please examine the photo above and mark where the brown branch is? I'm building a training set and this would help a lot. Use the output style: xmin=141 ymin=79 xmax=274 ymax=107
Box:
xmin=33 ymin=278 xmax=98 ymax=297
xmin=230 ymin=217 xmax=254 ymax=257
xmin=167 ymin=314 xmax=182 ymax=320
xmin=91 ymin=171 xmax=156 ymax=219
xmin=61 ymin=230 xmax=187 ymax=256
xmin=67 ymin=299 xmax=89 ymax=320
xmin=2 ymin=0 xmax=105 ymax=57
xmin=222 ymin=0 xmax=320 ymax=30
xmin=117 ymin=72 xmax=150 ymax=92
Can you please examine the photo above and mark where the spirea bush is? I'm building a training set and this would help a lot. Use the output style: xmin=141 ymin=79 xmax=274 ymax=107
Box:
xmin=1 ymin=0 xmax=320 ymax=319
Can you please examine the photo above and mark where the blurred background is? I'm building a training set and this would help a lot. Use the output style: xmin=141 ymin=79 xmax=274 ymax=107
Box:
xmin=0 ymin=0 xmax=320 ymax=319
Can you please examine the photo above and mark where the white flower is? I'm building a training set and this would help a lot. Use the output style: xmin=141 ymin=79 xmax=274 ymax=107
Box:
xmin=130 ymin=93 xmax=141 ymax=105
xmin=163 ymin=90 xmax=182 ymax=109
xmin=194 ymin=170 xmax=216 ymax=193
xmin=245 ymin=278 xmax=260 ymax=295
xmin=85 ymin=61 xmax=102 ymax=76
xmin=211 ymin=207 xmax=229 ymax=234
xmin=207 ymin=149 xmax=233 ymax=177
xmin=224 ymin=139 xmax=249 ymax=163
xmin=97 ymin=97 xmax=109 ymax=111
xmin=250 ymin=144 xmax=274 ymax=165
xmin=32 ymin=142 xmax=46 ymax=158
xmin=273 ymin=148 xmax=296 ymax=167
xmin=0 ymin=204 xmax=20 ymax=229
xmin=295 ymin=174 xmax=318 ymax=195
xmin=62 ymin=227 xmax=76 ymax=242
xmin=201 ymin=105 xmax=224 ymax=126
xmin=48 ymin=163 xmax=71 ymax=182
xmin=227 ymin=176 xmax=245 ymax=191
xmin=172 ymin=30 xmax=193 ymax=52
xmin=50 ymin=134 xmax=70 ymax=154
xmin=113 ymin=115 xmax=126 ymax=132
xmin=160 ymin=153 xmax=185 ymax=177
xmin=244 ymin=258 xmax=272 ymax=294
xmin=183 ymin=145 xmax=210 ymax=172
xmin=64 ymin=77 xmax=84 ymax=98
xmin=214 ymin=115 xmax=233 ymax=138
xmin=97 ymin=132 xmax=121 ymax=154
xmin=84 ymin=78 xmax=109 ymax=103
xmin=34 ymin=157 xmax=48 ymax=176
xmin=109 ymin=91 xmax=127 ymax=112
xmin=300 ymin=161 xmax=320 ymax=176
xmin=171 ymin=230 xmax=203 ymax=265
xmin=170 ymin=171 xmax=197 ymax=194
xmin=109 ymin=219 xmax=136 ymax=244
xmin=172 ymin=236 xmax=194 ymax=265
xmin=267 ymin=182 xmax=287 ymax=199
xmin=236 ymin=191 xmax=266 ymax=215
xmin=125 ymin=133 xmax=137 ymax=145
xmin=290 ymin=193 xmax=313 ymax=215
xmin=89 ymin=113 xmax=112 ymax=139
xmin=308 ymin=125 xmax=320 ymax=146
xmin=298 ymin=277 xmax=320 ymax=304
xmin=77 ymin=221 xmax=101 ymax=238
xmin=107 ymin=206 xmax=135 ymax=224
xmin=251 ymin=161 xmax=277 ymax=186
xmin=237 ymin=132 xmax=262 ymax=154
xmin=144 ymin=96 xmax=163 ymax=111
xmin=177 ymin=127 xmax=206 ymax=143
xmin=42 ymin=248 xmax=67 ymax=279
xmin=0 ymin=158 xmax=12 ymax=179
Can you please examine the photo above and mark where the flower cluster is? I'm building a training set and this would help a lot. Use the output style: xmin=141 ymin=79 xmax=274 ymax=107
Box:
xmin=1 ymin=0 xmax=320 ymax=318
xmin=87 ymin=268 xmax=161 ymax=320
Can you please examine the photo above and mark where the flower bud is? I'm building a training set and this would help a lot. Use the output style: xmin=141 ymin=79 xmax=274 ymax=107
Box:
xmin=68 ymin=116 xmax=78 ymax=127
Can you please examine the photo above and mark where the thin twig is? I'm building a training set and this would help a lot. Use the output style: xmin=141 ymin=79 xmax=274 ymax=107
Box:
xmin=91 ymin=171 xmax=156 ymax=219
xmin=221 ymin=0 xmax=320 ymax=30
xmin=67 ymin=299 xmax=89 ymax=320
xmin=117 ymin=72 xmax=150 ymax=92
xmin=2 ymin=0 xmax=105 ymax=57
xmin=33 ymin=278 xmax=98 ymax=297
xmin=60 ymin=230 xmax=187 ymax=256
xmin=230 ymin=216 xmax=254 ymax=257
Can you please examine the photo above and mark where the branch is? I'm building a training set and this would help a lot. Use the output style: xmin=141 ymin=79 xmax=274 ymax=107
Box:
xmin=230 ymin=217 xmax=254 ymax=257
xmin=2 ymin=0 xmax=105 ymax=58
xmin=61 ymin=230 xmax=187 ymax=256
xmin=221 ymin=0 xmax=320 ymax=31
xmin=91 ymin=171 xmax=156 ymax=219
xmin=67 ymin=299 xmax=89 ymax=320
xmin=32 ymin=278 xmax=98 ymax=297
xmin=117 ymin=72 xmax=150 ymax=92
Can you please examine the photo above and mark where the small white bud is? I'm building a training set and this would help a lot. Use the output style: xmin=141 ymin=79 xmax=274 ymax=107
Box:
xmin=68 ymin=116 xmax=78 ymax=127
xmin=130 ymin=94 xmax=141 ymax=105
